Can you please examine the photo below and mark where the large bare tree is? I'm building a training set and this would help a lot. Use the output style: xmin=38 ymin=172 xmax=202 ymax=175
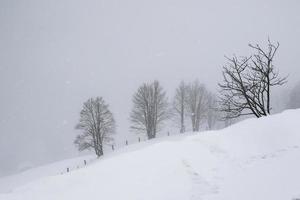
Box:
xmin=74 ymin=97 xmax=115 ymax=157
xmin=219 ymin=39 xmax=287 ymax=119
xmin=185 ymin=80 xmax=209 ymax=132
xmin=130 ymin=80 xmax=169 ymax=139
xmin=173 ymin=81 xmax=188 ymax=133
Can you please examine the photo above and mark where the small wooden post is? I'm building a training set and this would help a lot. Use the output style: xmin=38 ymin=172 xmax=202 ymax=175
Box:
xmin=84 ymin=160 xmax=87 ymax=165
xmin=126 ymin=140 xmax=128 ymax=145
xmin=67 ymin=168 xmax=69 ymax=173
xmin=111 ymin=145 xmax=114 ymax=151
xmin=138 ymin=137 xmax=141 ymax=142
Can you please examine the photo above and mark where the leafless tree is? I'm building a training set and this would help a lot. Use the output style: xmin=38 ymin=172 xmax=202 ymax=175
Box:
xmin=173 ymin=81 xmax=188 ymax=133
xmin=206 ymin=92 xmax=219 ymax=130
xmin=219 ymin=39 xmax=287 ymax=119
xmin=130 ymin=80 xmax=169 ymax=139
xmin=249 ymin=39 xmax=287 ymax=114
xmin=74 ymin=97 xmax=115 ymax=157
xmin=219 ymin=55 xmax=260 ymax=118
xmin=287 ymin=81 xmax=300 ymax=109
xmin=222 ymin=103 xmax=235 ymax=127
xmin=185 ymin=80 xmax=209 ymax=132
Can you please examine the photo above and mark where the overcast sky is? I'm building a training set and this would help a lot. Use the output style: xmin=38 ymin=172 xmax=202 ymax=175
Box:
xmin=0 ymin=0 xmax=299 ymax=176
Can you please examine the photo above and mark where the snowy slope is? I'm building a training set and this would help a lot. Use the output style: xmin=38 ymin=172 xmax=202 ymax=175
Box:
xmin=1 ymin=109 xmax=300 ymax=200
xmin=0 ymin=155 xmax=95 ymax=193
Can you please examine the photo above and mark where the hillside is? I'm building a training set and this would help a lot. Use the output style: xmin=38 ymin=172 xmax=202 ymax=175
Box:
xmin=0 ymin=155 xmax=95 ymax=193
xmin=0 ymin=109 xmax=300 ymax=200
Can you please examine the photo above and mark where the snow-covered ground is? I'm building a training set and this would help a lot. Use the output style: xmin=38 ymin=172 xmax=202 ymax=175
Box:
xmin=0 ymin=155 xmax=95 ymax=193
xmin=1 ymin=109 xmax=300 ymax=200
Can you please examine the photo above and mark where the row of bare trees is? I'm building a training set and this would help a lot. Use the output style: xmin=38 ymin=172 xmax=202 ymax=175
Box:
xmin=130 ymin=80 xmax=221 ymax=140
xmin=74 ymin=39 xmax=287 ymax=157
xmin=73 ymin=80 xmax=219 ymax=156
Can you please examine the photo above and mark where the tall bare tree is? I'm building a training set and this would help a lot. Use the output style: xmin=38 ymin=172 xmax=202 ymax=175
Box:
xmin=249 ymin=39 xmax=287 ymax=114
xmin=130 ymin=80 xmax=169 ymax=139
xmin=219 ymin=39 xmax=287 ymax=119
xmin=173 ymin=81 xmax=188 ymax=133
xmin=185 ymin=80 xmax=209 ymax=132
xmin=74 ymin=97 xmax=115 ymax=157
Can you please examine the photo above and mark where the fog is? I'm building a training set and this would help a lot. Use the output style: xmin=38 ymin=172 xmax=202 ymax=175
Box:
xmin=0 ymin=0 xmax=299 ymax=176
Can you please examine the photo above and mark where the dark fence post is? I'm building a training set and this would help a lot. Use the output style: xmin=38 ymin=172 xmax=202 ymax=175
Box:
xmin=126 ymin=140 xmax=128 ymax=145
xmin=138 ymin=137 xmax=141 ymax=142
xmin=67 ymin=167 xmax=69 ymax=173
xmin=84 ymin=160 xmax=87 ymax=165
xmin=112 ymin=145 xmax=114 ymax=151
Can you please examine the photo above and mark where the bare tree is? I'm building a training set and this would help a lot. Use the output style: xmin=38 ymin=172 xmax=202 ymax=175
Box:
xmin=287 ymin=81 xmax=300 ymax=109
xmin=249 ymin=39 xmax=287 ymax=114
xmin=173 ymin=81 xmax=188 ymax=133
xmin=130 ymin=80 xmax=169 ymax=139
xmin=219 ymin=39 xmax=287 ymax=119
xmin=219 ymin=55 xmax=261 ymax=118
xmin=206 ymin=92 xmax=219 ymax=130
xmin=223 ymin=105 xmax=233 ymax=127
xmin=185 ymin=80 xmax=209 ymax=132
xmin=74 ymin=97 xmax=115 ymax=157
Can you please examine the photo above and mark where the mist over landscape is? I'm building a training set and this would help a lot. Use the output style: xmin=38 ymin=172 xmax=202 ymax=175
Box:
xmin=1 ymin=2 xmax=300 ymax=198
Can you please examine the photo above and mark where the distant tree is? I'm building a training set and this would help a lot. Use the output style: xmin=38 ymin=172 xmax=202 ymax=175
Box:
xmin=206 ymin=92 xmax=219 ymax=130
xmin=173 ymin=81 xmax=188 ymax=133
xmin=74 ymin=97 xmax=115 ymax=157
xmin=219 ymin=39 xmax=287 ymax=119
xmin=185 ymin=80 xmax=209 ymax=132
xmin=287 ymin=81 xmax=300 ymax=109
xmin=130 ymin=80 xmax=169 ymax=139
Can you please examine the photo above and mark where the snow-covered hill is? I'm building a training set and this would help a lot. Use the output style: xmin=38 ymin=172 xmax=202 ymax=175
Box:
xmin=1 ymin=109 xmax=300 ymax=200
xmin=0 ymin=155 xmax=96 ymax=194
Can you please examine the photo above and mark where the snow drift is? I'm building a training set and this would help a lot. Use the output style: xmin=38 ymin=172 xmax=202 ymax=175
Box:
xmin=1 ymin=109 xmax=300 ymax=200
